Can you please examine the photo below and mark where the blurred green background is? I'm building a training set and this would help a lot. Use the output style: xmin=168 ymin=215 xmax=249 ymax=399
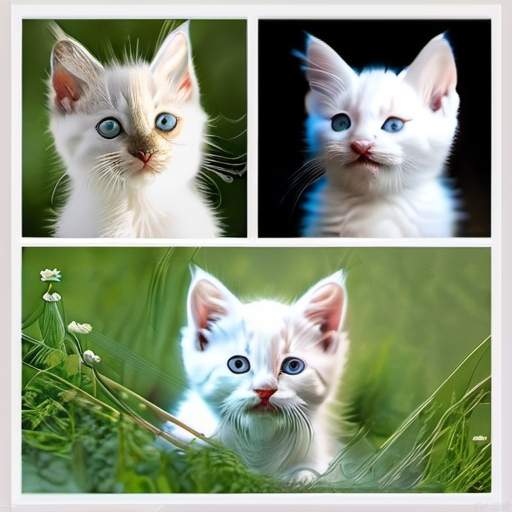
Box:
xmin=22 ymin=246 xmax=491 ymax=442
xmin=22 ymin=19 xmax=247 ymax=237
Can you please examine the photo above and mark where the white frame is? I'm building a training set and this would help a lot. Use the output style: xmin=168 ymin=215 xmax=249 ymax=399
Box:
xmin=10 ymin=3 xmax=502 ymax=511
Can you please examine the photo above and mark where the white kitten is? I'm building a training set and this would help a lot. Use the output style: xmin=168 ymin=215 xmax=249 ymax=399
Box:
xmin=169 ymin=267 xmax=349 ymax=482
xmin=301 ymin=33 xmax=461 ymax=237
xmin=49 ymin=22 xmax=220 ymax=238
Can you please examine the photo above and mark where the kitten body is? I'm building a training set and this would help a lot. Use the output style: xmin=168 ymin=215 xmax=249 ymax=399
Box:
xmin=169 ymin=268 xmax=349 ymax=481
xmin=304 ymin=177 xmax=456 ymax=238
xmin=301 ymin=34 xmax=460 ymax=237
xmin=49 ymin=23 xmax=220 ymax=238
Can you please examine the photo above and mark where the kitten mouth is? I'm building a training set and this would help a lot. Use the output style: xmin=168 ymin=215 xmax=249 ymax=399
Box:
xmin=350 ymin=155 xmax=381 ymax=174
xmin=140 ymin=161 xmax=157 ymax=172
xmin=133 ymin=162 xmax=160 ymax=176
xmin=250 ymin=401 xmax=277 ymax=413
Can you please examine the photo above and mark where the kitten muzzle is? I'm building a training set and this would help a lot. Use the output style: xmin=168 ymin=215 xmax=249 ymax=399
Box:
xmin=348 ymin=140 xmax=382 ymax=174
xmin=350 ymin=140 xmax=374 ymax=156
xmin=131 ymin=150 xmax=153 ymax=164
xmin=349 ymin=154 xmax=381 ymax=175
xmin=251 ymin=388 xmax=278 ymax=412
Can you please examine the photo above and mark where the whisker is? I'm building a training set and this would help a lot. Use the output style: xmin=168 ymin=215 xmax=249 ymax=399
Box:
xmin=197 ymin=171 xmax=222 ymax=210
xmin=203 ymin=151 xmax=247 ymax=162
xmin=205 ymin=129 xmax=247 ymax=142
xmin=282 ymin=162 xmax=325 ymax=212
xmin=50 ymin=173 xmax=68 ymax=207
xmin=208 ymin=113 xmax=247 ymax=125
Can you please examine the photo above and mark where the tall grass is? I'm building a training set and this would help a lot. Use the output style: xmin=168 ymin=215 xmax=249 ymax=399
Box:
xmin=21 ymin=248 xmax=491 ymax=493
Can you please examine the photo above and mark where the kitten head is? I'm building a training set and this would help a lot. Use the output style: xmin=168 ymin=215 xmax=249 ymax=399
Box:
xmin=181 ymin=267 xmax=348 ymax=450
xmin=303 ymin=33 xmax=459 ymax=195
xmin=49 ymin=22 xmax=206 ymax=190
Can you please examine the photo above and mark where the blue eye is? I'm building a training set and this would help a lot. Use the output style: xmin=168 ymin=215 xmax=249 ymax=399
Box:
xmin=227 ymin=355 xmax=250 ymax=374
xmin=155 ymin=112 xmax=178 ymax=132
xmin=382 ymin=117 xmax=405 ymax=133
xmin=281 ymin=357 xmax=305 ymax=375
xmin=96 ymin=117 xmax=122 ymax=139
xmin=331 ymin=113 xmax=351 ymax=132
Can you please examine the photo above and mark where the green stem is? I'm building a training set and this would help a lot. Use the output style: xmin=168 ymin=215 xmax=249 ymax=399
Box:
xmin=22 ymin=361 xmax=120 ymax=419
xmin=98 ymin=373 xmax=215 ymax=446
xmin=91 ymin=369 xmax=189 ymax=451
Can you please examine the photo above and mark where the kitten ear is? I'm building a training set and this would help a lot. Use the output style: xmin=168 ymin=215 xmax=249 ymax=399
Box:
xmin=50 ymin=30 xmax=104 ymax=113
xmin=303 ymin=34 xmax=357 ymax=115
xmin=150 ymin=21 xmax=198 ymax=102
xmin=187 ymin=267 xmax=240 ymax=351
xmin=403 ymin=33 xmax=457 ymax=112
xmin=295 ymin=271 xmax=347 ymax=353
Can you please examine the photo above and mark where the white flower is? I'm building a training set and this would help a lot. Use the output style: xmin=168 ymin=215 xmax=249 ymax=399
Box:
xmin=67 ymin=321 xmax=93 ymax=335
xmin=40 ymin=268 xmax=61 ymax=282
xmin=82 ymin=349 xmax=101 ymax=365
xmin=43 ymin=291 xmax=61 ymax=302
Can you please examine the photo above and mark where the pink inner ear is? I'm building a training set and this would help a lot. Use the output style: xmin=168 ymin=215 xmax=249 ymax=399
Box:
xmin=176 ymin=71 xmax=194 ymax=101
xmin=178 ymin=72 xmax=192 ymax=93
xmin=304 ymin=283 xmax=344 ymax=352
xmin=190 ymin=280 xmax=227 ymax=350
xmin=429 ymin=78 xmax=453 ymax=112
xmin=306 ymin=284 xmax=343 ymax=332
xmin=52 ymin=68 xmax=81 ymax=111
xmin=431 ymin=93 xmax=443 ymax=112
xmin=428 ymin=59 xmax=457 ymax=112
xmin=194 ymin=295 xmax=212 ymax=331
xmin=193 ymin=295 xmax=213 ymax=352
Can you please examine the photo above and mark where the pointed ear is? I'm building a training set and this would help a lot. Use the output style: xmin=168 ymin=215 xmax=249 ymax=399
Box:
xmin=187 ymin=267 xmax=240 ymax=351
xmin=150 ymin=21 xmax=198 ymax=101
xmin=303 ymin=34 xmax=357 ymax=115
xmin=403 ymin=33 xmax=457 ymax=112
xmin=50 ymin=34 xmax=104 ymax=113
xmin=295 ymin=271 xmax=347 ymax=353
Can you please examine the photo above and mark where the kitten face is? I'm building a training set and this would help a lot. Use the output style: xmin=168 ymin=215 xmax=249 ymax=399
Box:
xmin=49 ymin=22 xmax=206 ymax=190
xmin=304 ymin=33 xmax=459 ymax=195
xmin=181 ymin=268 xmax=348 ymax=440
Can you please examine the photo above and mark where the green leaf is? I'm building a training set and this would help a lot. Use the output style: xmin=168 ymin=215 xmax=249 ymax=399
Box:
xmin=39 ymin=302 xmax=66 ymax=351
xmin=64 ymin=354 xmax=80 ymax=377
xmin=60 ymin=389 xmax=77 ymax=402
xmin=46 ymin=351 xmax=64 ymax=368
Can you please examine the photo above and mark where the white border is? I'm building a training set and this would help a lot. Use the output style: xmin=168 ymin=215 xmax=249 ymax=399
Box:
xmin=20 ymin=236 xmax=493 ymax=247
xmin=11 ymin=2 xmax=501 ymax=510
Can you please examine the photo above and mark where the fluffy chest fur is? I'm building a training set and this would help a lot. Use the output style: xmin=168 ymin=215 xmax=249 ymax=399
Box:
xmin=55 ymin=175 xmax=219 ymax=238
xmin=168 ymin=268 xmax=349 ymax=481
xmin=175 ymin=387 xmax=339 ymax=477
xmin=304 ymin=178 xmax=457 ymax=237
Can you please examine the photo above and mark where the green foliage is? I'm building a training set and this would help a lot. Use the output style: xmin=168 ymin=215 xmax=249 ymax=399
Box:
xmin=39 ymin=301 xmax=66 ymax=350
xmin=21 ymin=248 xmax=491 ymax=493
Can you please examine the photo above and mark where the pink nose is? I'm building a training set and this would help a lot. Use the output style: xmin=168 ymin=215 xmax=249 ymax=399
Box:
xmin=254 ymin=388 xmax=277 ymax=401
xmin=133 ymin=150 xmax=152 ymax=164
xmin=350 ymin=140 xmax=374 ymax=156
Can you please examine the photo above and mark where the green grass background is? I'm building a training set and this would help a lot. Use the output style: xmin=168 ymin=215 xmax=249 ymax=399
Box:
xmin=22 ymin=19 xmax=247 ymax=237
xmin=22 ymin=246 xmax=491 ymax=441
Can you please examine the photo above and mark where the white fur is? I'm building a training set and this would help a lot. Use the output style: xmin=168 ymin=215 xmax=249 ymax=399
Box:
xmin=302 ymin=33 xmax=461 ymax=237
xmin=168 ymin=268 xmax=349 ymax=482
xmin=49 ymin=22 xmax=220 ymax=238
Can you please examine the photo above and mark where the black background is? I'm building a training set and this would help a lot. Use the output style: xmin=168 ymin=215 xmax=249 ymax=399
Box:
xmin=258 ymin=20 xmax=491 ymax=237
